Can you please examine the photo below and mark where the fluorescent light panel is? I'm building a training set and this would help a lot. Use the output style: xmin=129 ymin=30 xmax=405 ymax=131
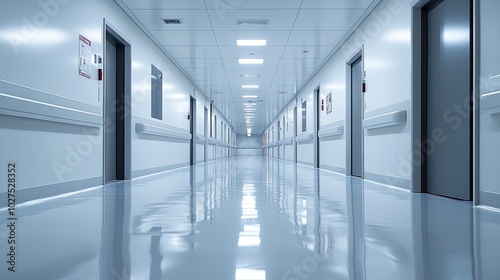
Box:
xmin=241 ymin=85 xmax=259 ymax=89
xmin=242 ymin=95 xmax=258 ymax=98
xmin=239 ymin=59 xmax=264 ymax=65
xmin=237 ymin=39 xmax=266 ymax=46
xmin=241 ymin=74 xmax=260 ymax=78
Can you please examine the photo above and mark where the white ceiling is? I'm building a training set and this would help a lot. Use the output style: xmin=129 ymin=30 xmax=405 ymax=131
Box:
xmin=116 ymin=0 xmax=380 ymax=134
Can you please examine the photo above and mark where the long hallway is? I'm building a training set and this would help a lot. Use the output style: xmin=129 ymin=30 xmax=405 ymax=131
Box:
xmin=2 ymin=156 xmax=500 ymax=280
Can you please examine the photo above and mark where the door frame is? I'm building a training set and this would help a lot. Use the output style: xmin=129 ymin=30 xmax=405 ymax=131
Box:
xmin=410 ymin=0 xmax=479 ymax=203
xmin=313 ymin=85 xmax=321 ymax=168
xmin=103 ymin=20 xmax=131 ymax=183
xmin=345 ymin=47 xmax=364 ymax=178
xmin=189 ymin=95 xmax=196 ymax=165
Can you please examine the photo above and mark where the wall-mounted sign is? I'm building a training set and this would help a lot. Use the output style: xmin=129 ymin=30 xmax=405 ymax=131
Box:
xmin=79 ymin=34 xmax=91 ymax=79
xmin=326 ymin=92 xmax=333 ymax=114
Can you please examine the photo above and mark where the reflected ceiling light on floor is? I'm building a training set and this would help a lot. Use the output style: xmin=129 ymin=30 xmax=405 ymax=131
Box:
xmin=241 ymin=85 xmax=259 ymax=89
xmin=235 ymin=269 xmax=266 ymax=280
xmin=239 ymin=59 xmax=264 ymax=65
xmin=236 ymin=39 xmax=266 ymax=46
xmin=241 ymin=74 xmax=260 ymax=78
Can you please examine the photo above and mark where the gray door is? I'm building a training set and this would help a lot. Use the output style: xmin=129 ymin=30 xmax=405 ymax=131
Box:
xmin=294 ymin=107 xmax=298 ymax=163
xmin=351 ymin=58 xmax=363 ymax=178
xmin=426 ymin=0 xmax=471 ymax=200
xmin=190 ymin=97 xmax=196 ymax=165
xmin=105 ymin=39 xmax=118 ymax=183
xmin=277 ymin=121 xmax=281 ymax=159
xmin=204 ymin=107 xmax=208 ymax=162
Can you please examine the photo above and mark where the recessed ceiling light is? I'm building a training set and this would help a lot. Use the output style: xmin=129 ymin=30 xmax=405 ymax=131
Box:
xmin=241 ymin=74 xmax=260 ymax=78
xmin=239 ymin=59 xmax=264 ymax=64
xmin=237 ymin=39 xmax=267 ymax=46
xmin=241 ymin=85 xmax=259 ymax=89
xmin=242 ymin=95 xmax=258 ymax=98
xmin=244 ymin=108 xmax=256 ymax=111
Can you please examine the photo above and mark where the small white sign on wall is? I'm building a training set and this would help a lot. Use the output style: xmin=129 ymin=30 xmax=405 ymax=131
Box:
xmin=326 ymin=92 xmax=333 ymax=114
xmin=79 ymin=34 xmax=91 ymax=79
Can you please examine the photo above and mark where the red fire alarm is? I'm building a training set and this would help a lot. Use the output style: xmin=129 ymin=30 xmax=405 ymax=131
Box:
xmin=321 ymin=99 xmax=324 ymax=111
xmin=187 ymin=114 xmax=190 ymax=120
xmin=362 ymin=79 xmax=366 ymax=93
xmin=98 ymin=68 xmax=103 ymax=81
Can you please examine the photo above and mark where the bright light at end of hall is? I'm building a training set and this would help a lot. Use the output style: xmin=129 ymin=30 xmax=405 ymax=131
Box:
xmin=237 ymin=39 xmax=266 ymax=46
xmin=241 ymin=85 xmax=259 ymax=89
xmin=239 ymin=59 xmax=264 ymax=65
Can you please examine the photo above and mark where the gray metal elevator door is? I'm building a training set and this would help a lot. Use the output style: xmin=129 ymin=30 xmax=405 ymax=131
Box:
xmin=426 ymin=0 xmax=471 ymax=200
xmin=351 ymin=58 xmax=363 ymax=178
xmin=105 ymin=40 xmax=117 ymax=183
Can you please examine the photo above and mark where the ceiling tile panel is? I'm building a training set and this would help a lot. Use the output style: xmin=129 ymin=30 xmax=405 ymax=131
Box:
xmin=287 ymin=30 xmax=348 ymax=46
xmin=218 ymin=46 xmax=285 ymax=59
xmin=150 ymin=30 xmax=217 ymax=45
xmin=281 ymin=45 xmax=334 ymax=59
xmin=175 ymin=58 xmax=224 ymax=68
xmin=277 ymin=58 xmax=324 ymax=69
xmin=301 ymin=0 xmax=375 ymax=9
xmin=163 ymin=46 xmax=221 ymax=59
xmin=132 ymin=10 xmax=211 ymax=31
xmin=293 ymin=9 xmax=366 ymax=31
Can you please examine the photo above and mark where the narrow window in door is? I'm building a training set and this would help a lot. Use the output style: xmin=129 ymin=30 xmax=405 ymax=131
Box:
xmin=151 ymin=65 xmax=162 ymax=120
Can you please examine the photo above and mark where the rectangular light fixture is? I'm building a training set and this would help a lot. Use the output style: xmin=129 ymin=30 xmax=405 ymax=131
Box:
xmin=237 ymin=39 xmax=266 ymax=46
xmin=239 ymin=59 xmax=264 ymax=65
xmin=244 ymin=108 xmax=256 ymax=111
xmin=241 ymin=85 xmax=259 ymax=89
xmin=241 ymin=74 xmax=260 ymax=78
xmin=242 ymin=95 xmax=258 ymax=98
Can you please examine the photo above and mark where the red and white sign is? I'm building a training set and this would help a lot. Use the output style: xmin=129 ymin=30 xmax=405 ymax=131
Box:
xmin=79 ymin=34 xmax=91 ymax=79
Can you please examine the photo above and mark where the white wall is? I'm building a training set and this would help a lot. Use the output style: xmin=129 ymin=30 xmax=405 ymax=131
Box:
xmin=264 ymin=0 xmax=411 ymax=187
xmin=0 ymin=0 xmax=232 ymax=192
xmin=479 ymin=0 xmax=500 ymax=197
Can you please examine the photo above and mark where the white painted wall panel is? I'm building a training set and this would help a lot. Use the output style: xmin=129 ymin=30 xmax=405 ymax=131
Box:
xmin=479 ymin=0 xmax=500 ymax=195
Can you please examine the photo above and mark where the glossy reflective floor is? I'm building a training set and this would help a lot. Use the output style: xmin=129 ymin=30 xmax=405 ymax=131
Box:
xmin=1 ymin=156 xmax=500 ymax=280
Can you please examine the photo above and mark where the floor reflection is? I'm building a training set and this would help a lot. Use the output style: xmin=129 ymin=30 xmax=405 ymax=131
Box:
xmin=0 ymin=156 xmax=499 ymax=280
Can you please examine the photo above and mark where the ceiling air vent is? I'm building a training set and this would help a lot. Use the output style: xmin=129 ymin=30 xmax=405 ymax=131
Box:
xmin=163 ymin=18 xmax=183 ymax=24
xmin=257 ymin=100 xmax=264 ymax=103
xmin=236 ymin=19 xmax=269 ymax=26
